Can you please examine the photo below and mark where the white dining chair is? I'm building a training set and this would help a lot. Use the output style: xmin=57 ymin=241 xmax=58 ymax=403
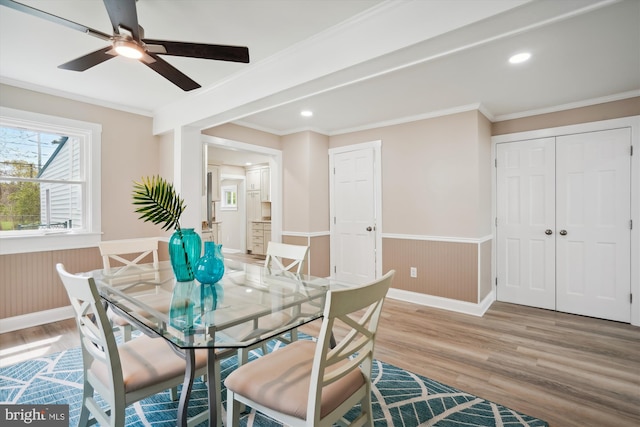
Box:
xmin=225 ymin=269 xmax=395 ymax=427
xmin=236 ymin=242 xmax=311 ymax=363
xmin=265 ymin=242 xmax=310 ymax=342
xmin=56 ymin=263 xmax=233 ymax=427
xmin=264 ymin=241 xmax=310 ymax=274
xmin=98 ymin=237 xmax=162 ymax=342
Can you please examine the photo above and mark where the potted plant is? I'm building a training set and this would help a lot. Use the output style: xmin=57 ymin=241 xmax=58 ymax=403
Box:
xmin=132 ymin=175 xmax=201 ymax=281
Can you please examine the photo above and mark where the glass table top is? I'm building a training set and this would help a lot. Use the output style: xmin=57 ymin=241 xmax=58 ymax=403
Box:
xmin=91 ymin=259 xmax=334 ymax=349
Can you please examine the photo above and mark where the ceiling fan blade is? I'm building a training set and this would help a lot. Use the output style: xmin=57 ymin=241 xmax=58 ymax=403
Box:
xmin=143 ymin=39 xmax=250 ymax=63
xmin=103 ymin=0 xmax=140 ymax=40
xmin=58 ymin=46 xmax=115 ymax=71
xmin=143 ymin=53 xmax=201 ymax=91
xmin=0 ymin=0 xmax=111 ymax=41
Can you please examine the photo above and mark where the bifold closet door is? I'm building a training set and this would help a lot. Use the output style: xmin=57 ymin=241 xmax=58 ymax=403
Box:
xmin=496 ymin=137 xmax=556 ymax=310
xmin=555 ymin=128 xmax=631 ymax=323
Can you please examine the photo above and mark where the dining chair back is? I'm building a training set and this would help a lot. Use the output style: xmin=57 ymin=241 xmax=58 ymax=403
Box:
xmin=225 ymin=269 xmax=395 ymax=427
xmin=55 ymin=263 xmax=212 ymax=427
xmin=264 ymin=242 xmax=309 ymax=274
xmin=98 ymin=237 xmax=162 ymax=342
xmin=244 ymin=242 xmax=309 ymax=355
xmin=99 ymin=237 xmax=160 ymax=282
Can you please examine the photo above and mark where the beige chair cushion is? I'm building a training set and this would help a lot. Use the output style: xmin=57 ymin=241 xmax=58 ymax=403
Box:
xmin=225 ymin=340 xmax=365 ymax=419
xmin=91 ymin=335 xmax=208 ymax=393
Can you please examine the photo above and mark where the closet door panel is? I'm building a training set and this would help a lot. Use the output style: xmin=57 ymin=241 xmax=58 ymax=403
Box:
xmin=556 ymin=128 xmax=631 ymax=322
xmin=496 ymin=138 xmax=556 ymax=309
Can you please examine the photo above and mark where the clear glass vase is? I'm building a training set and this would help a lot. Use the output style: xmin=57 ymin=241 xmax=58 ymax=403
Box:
xmin=168 ymin=228 xmax=202 ymax=282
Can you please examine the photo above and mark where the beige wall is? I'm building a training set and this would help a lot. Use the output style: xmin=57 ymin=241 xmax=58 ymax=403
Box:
xmin=308 ymin=132 xmax=330 ymax=232
xmin=4 ymin=83 xmax=636 ymax=320
xmin=1 ymin=84 xmax=164 ymax=241
xmin=492 ymin=96 xmax=640 ymax=135
xmin=281 ymin=131 xmax=330 ymax=233
xmin=331 ymin=110 xmax=490 ymax=238
xmin=329 ymin=111 xmax=492 ymax=303
xmin=1 ymin=84 xmax=165 ymax=318
xmin=281 ymin=132 xmax=311 ymax=232
xmin=203 ymin=122 xmax=280 ymax=149
xmin=477 ymin=112 xmax=493 ymax=237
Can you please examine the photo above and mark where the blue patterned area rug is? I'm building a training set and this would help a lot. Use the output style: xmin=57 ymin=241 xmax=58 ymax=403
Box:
xmin=0 ymin=339 xmax=548 ymax=427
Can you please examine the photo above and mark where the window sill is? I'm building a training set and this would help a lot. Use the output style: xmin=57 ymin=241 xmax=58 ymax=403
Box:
xmin=0 ymin=232 xmax=102 ymax=255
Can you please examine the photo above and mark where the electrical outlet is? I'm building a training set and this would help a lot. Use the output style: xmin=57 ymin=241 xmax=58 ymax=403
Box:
xmin=410 ymin=267 xmax=417 ymax=278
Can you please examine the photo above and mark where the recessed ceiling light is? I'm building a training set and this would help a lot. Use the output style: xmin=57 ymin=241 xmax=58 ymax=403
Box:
xmin=509 ymin=52 xmax=531 ymax=64
xmin=300 ymin=110 xmax=313 ymax=117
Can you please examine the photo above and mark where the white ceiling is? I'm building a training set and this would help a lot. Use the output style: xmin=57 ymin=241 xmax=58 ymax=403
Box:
xmin=1 ymin=0 xmax=639 ymax=137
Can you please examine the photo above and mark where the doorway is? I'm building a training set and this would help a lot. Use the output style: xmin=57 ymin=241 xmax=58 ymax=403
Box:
xmin=329 ymin=141 xmax=382 ymax=284
xmin=202 ymin=135 xmax=282 ymax=254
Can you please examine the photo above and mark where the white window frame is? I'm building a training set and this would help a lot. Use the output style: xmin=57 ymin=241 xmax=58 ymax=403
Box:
xmin=220 ymin=184 xmax=238 ymax=211
xmin=0 ymin=107 xmax=101 ymax=255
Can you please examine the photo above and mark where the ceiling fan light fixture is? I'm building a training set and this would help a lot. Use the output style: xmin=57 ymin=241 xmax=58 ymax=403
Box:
xmin=114 ymin=39 xmax=144 ymax=59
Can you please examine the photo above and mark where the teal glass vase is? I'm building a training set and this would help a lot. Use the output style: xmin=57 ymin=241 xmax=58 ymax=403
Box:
xmin=193 ymin=282 xmax=222 ymax=327
xmin=169 ymin=280 xmax=195 ymax=331
xmin=194 ymin=241 xmax=225 ymax=284
xmin=168 ymin=228 xmax=202 ymax=282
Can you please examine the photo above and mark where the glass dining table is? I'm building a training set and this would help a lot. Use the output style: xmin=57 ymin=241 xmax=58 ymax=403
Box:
xmin=91 ymin=258 xmax=334 ymax=427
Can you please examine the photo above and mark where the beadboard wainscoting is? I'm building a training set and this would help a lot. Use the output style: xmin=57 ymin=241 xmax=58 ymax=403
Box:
xmin=0 ymin=243 xmax=170 ymax=333
xmin=0 ymin=247 xmax=103 ymax=333
xmin=382 ymin=235 xmax=494 ymax=316
xmin=282 ymin=231 xmax=330 ymax=278
xmin=1 ymin=235 xmax=492 ymax=332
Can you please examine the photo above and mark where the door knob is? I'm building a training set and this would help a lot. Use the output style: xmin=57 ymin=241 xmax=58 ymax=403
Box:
xmin=366 ymin=226 xmax=373 ymax=232
xmin=545 ymin=229 xmax=553 ymax=235
xmin=559 ymin=229 xmax=568 ymax=236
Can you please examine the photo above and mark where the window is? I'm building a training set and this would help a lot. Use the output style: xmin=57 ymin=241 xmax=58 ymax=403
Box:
xmin=0 ymin=107 xmax=101 ymax=254
xmin=220 ymin=185 xmax=237 ymax=211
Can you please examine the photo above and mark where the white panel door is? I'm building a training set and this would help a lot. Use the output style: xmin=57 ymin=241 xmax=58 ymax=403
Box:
xmin=331 ymin=148 xmax=376 ymax=285
xmin=556 ymin=128 xmax=631 ymax=322
xmin=496 ymin=138 xmax=556 ymax=309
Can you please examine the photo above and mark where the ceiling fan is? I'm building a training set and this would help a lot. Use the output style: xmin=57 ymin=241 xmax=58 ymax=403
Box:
xmin=0 ymin=0 xmax=250 ymax=91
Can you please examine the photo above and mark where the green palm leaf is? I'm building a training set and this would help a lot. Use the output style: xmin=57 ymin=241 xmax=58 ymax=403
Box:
xmin=132 ymin=175 xmax=185 ymax=232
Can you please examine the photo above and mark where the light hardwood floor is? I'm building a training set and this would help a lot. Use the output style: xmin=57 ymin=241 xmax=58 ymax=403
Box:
xmin=1 ymin=299 xmax=638 ymax=426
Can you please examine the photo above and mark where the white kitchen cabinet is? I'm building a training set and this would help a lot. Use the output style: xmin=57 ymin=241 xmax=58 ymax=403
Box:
xmin=246 ymin=190 xmax=261 ymax=252
xmin=246 ymin=164 xmax=271 ymax=253
xmin=246 ymin=165 xmax=270 ymax=201
xmin=247 ymin=168 xmax=261 ymax=191
xmin=260 ymin=167 xmax=270 ymax=201
xmin=250 ymin=221 xmax=271 ymax=256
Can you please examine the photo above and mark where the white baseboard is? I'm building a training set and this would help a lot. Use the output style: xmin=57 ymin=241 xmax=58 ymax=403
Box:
xmin=222 ymin=248 xmax=242 ymax=254
xmin=0 ymin=306 xmax=74 ymax=334
xmin=387 ymin=288 xmax=496 ymax=317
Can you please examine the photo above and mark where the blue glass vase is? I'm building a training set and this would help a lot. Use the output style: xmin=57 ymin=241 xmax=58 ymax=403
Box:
xmin=194 ymin=241 xmax=225 ymax=284
xmin=193 ymin=282 xmax=222 ymax=327
xmin=168 ymin=228 xmax=202 ymax=282
xmin=169 ymin=280 xmax=196 ymax=331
